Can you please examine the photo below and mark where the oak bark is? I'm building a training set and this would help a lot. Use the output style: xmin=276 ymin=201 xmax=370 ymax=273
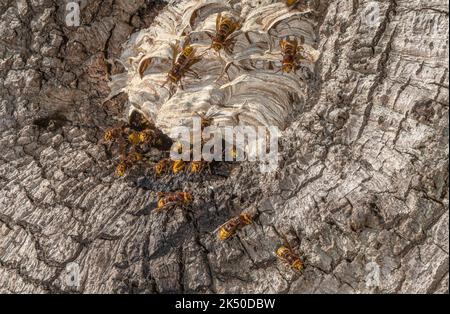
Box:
xmin=0 ymin=0 xmax=448 ymax=293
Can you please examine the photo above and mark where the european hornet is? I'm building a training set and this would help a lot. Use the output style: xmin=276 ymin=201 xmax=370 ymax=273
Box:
xmin=128 ymin=110 xmax=173 ymax=150
xmin=154 ymin=158 xmax=171 ymax=176
xmin=280 ymin=36 xmax=302 ymax=73
xmin=275 ymin=235 xmax=304 ymax=272
xmin=128 ymin=128 xmax=165 ymax=149
xmin=206 ymin=13 xmax=241 ymax=55
xmin=172 ymin=160 xmax=186 ymax=174
xmin=155 ymin=192 xmax=193 ymax=212
xmin=214 ymin=213 xmax=253 ymax=241
xmin=106 ymin=113 xmax=172 ymax=152
xmin=104 ymin=126 xmax=124 ymax=143
xmin=279 ymin=35 xmax=317 ymax=74
xmin=127 ymin=130 xmax=142 ymax=146
xmin=129 ymin=109 xmax=153 ymax=131
xmin=139 ymin=129 xmax=161 ymax=146
xmin=189 ymin=160 xmax=209 ymax=174
xmin=103 ymin=124 xmax=130 ymax=151
xmin=115 ymin=162 xmax=127 ymax=177
xmin=115 ymin=152 xmax=143 ymax=177
xmin=154 ymin=158 xmax=194 ymax=176
xmin=163 ymin=37 xmax=204 ymax=91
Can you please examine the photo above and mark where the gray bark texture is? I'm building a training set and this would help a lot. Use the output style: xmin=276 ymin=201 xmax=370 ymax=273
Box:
xmin=0 ymin=0 xmax=448 ymax=294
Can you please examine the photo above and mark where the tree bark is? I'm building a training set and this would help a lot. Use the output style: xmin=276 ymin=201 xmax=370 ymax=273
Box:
xmin=0 ymin=0 xmax=448 ymax=293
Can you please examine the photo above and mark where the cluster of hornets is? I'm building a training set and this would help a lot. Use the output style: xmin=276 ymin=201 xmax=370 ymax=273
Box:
xmin=103 ymin=0 xmax=315 ymax=274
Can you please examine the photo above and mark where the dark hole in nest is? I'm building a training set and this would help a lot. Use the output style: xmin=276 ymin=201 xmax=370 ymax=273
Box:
xmin=33 ymin=112 xmax=68 ymax=130
xmin=128 ymin=110 xmax=174 ymax=151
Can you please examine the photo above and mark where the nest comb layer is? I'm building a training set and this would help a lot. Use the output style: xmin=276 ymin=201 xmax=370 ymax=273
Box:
xmin=108 ymin=0 xmax=320 ymax=135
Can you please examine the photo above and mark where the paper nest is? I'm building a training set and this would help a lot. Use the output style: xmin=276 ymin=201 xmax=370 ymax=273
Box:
xmin=108 ymin=0 xmax=320 ymax=136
